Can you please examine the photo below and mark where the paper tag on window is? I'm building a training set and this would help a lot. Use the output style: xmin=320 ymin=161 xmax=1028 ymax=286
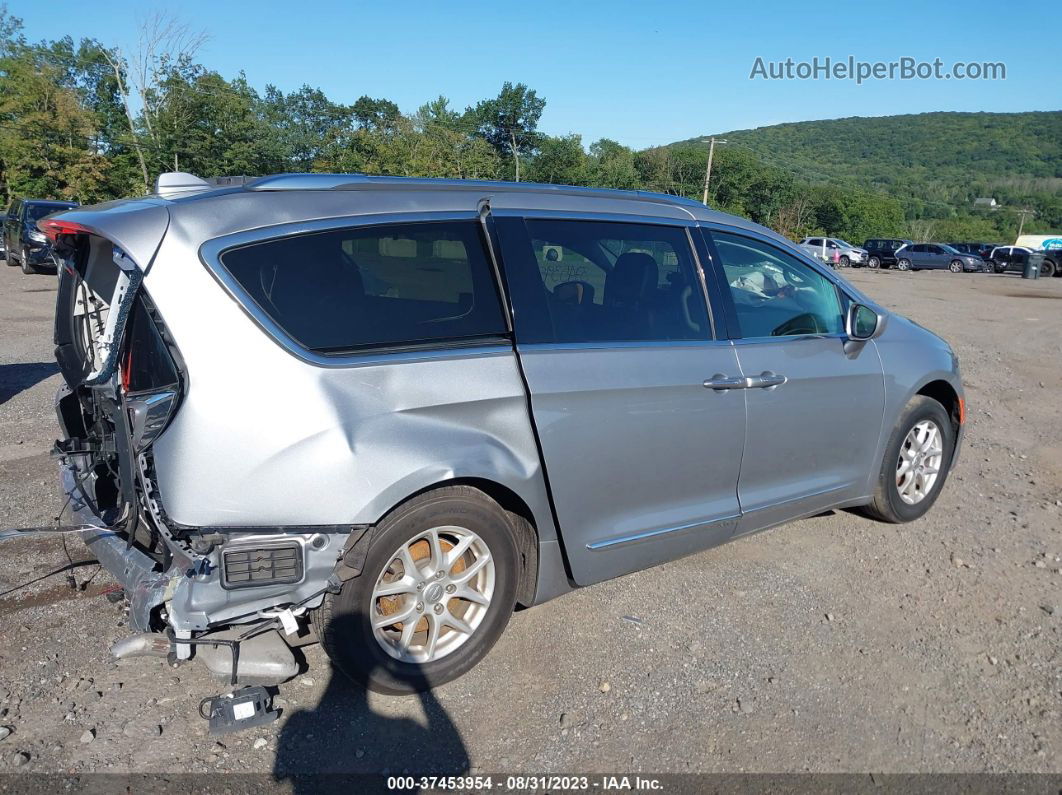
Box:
xmin=278 ymin=608 xmax=299 ymax=636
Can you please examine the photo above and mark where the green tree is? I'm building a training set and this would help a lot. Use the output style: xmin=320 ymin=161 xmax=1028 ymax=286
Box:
xmin=352 ymin=95 xmax=399 ymax=132
xmin=467 ymin=82 xmax=545 ymax=182
xmin=259 ymin=84 xmax=352 ymax=171
xmin=528 ymin=134 xmax=588 ymax=185
xmin=588 ymin=138 xmax=639 ymax=190
xmin=0 ymin=16 xmax=109 ymax=202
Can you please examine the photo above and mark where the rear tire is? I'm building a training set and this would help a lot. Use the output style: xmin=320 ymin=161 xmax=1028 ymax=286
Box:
xmin=867 ymin=256 xmax=880 ymax=269
xmin=316 ymin=485 xmax=520 ymax=694
xmin=1040 ymin=259 xmax=1056 ymax=278
xmin=896 ymin=258 xmax=911 ymax=271
xmin=860 ymin=396 xmax=955 ymax=524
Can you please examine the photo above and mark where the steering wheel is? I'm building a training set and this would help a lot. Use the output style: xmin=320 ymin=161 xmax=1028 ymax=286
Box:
xmin=772 ymin=312 xmax=825 ymax=336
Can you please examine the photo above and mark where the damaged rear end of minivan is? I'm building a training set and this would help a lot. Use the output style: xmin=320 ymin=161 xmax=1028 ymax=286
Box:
xmin=44 ymin=201 xmax=314 ymax=685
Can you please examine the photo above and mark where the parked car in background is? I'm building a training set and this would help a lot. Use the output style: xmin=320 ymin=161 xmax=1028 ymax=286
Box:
xmin=863 ymin=239 xmax=913 ymax=269
xmin=4 ymin=198 xmax=79 ymax=273
xmin=1040 ymin=249 xmax=1060 ymax=277
xmin=37 ymin=172 xmax=963 ymax=693
xmin=799 ymin=237 xmax=867 ymax=267
xmin=894 ymin=243 xmax=982 ymax=273
xmin=947 ymin=243 xmax=997 ymax=270
xmin=989 ymin=246 xmax=1059 ymax=277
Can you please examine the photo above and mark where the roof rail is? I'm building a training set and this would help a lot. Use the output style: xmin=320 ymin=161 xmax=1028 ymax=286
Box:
xmin=242 ymin=173 xmax=706 ymax=209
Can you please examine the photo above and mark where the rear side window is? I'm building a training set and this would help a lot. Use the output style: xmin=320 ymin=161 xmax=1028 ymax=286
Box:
xmin=219 ymin=221 xmax=507 ymax=352
xmin=499 ymin=219 xmax=710 ymax=344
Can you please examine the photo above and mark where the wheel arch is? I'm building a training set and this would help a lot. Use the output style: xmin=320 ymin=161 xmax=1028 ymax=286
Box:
xmin=916 ymin=378 xmax=962 ymax=435
xmin=366 ymin=476 xmax=547 ymax=608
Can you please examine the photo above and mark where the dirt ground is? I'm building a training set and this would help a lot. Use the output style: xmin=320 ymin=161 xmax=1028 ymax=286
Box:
xmin=0 ymin=259 xmax=1059 ymax=778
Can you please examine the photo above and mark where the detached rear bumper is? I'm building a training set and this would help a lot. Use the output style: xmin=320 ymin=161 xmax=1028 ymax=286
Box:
xmin=60 ymin=463 xmax=177 ymax=632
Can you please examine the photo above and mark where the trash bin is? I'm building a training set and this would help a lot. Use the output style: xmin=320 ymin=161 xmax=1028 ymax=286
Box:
xmin=1023 ymin=252 xmax=1043 ymax=280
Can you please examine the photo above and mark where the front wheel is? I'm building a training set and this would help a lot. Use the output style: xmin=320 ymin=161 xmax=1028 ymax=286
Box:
xmin=949 ymin=260 xmax=963 ymax=273
xmin=896 ymin=258 xmax=911 ymax=271
xmin=316 ymin=486 xmax=520 ymax=694
xmin=19 ymin=247 xmax=36 ymax=275
xmin=867 ymin=256 xmax=880 ymax=269
xmin=860 ymin=396 xmax=955 ymax=523
xmin=839 ymin=255 xmax=850 ymax=267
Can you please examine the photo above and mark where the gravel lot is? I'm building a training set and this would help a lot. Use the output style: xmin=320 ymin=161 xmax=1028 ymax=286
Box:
xmin=0 ymin=259 xmax=1059 ymax=777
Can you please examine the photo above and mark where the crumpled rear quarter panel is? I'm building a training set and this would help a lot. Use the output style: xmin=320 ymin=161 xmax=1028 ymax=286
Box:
xmin=143 ymin=198 xmax=556 ymax=544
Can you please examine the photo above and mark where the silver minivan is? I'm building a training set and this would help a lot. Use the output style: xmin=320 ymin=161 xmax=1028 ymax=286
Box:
xmin=41 ymin=173 xmax=964 ymax=693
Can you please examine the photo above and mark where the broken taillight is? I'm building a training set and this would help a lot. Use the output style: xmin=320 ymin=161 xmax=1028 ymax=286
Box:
xmin=121 ymin=295 xmax=183 ymax=453
xmin=38 ymin=219 xmax=92 ymax=241
xmin=126 ymin=390 xmax=179 ymax=453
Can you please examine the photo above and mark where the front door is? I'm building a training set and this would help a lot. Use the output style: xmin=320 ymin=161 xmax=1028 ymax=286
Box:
xmin=704 ymin=228 xmax=886 ymax=534
xmin=925 ymin=245 xmax=948 ymax=269
xmin=3 ymin=201 xmax=17 ymax=254
xmin=494 ymin=215 xmax=746 ymax=586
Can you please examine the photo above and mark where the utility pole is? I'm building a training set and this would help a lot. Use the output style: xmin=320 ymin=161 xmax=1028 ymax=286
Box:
xmin=701 ymin=137 xmax=726 ymax=205
xmin=1015 ymin=208 xmax=1034 ymax=240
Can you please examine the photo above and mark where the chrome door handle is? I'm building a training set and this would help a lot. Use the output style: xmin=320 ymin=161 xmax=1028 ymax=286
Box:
xmin=747 ymin=371 xmax=787 ymax=389
xmin=703 ymin=374 xmax=749 ymax=391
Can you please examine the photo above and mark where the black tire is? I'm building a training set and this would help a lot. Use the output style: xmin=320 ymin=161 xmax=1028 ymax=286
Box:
xmin=1040 ymin=259 xmax=1055 ymax=278
xmin=839 ymin=255 xmax=850 ymax=267
xmin=896 ymin=258 xmax=911 ymax=271
xmin=949 ymin=260 xmax=963 ymax=273
xmin=993 ymin=262 xmax=1004 ymax=274
xmin=861 ymin=396 xmax=955 ymax=524
xmin=20 ymin=247 xmax=36 ymax=275
xmin=316 ymin=485 xmax=520 ymax=694
xmin=867 ymin=256 xmax=880 ymax=269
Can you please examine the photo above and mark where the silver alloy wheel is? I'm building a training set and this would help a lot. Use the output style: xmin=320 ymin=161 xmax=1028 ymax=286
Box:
xmin=950 ymin=260 xmax=962 ymax=273
xmin=370 ymin=525 xmax=495 ymax=664
xmin=868 ymin=256 xmax=880 ymax=269
xmin=897 ymin=259 xmax=910 ymax=271
xmin=896 ymin=419 xmax=944 ymax=505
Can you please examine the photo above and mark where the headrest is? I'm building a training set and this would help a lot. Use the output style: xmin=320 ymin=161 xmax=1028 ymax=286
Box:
xmin=606 ymin=252 xmax=658 ymax=307
xmin=554 ymin=280 xmax=595 ymax=305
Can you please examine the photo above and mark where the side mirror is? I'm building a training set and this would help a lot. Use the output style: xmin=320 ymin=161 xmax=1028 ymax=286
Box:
xmin=846 ymin=303 xmax=885 ymax=341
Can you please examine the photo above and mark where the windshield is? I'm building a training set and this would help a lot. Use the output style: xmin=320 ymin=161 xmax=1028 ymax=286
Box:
xmin=939 ymin=244 xmax=961 ymax=255
xmin=26 ymin=204 xmax=75 ymax=223
xmin=832 ymin=239 xmax=855 ymax=249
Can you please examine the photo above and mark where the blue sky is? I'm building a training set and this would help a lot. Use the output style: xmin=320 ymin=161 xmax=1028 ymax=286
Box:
xmin=12 ymin=0 xmax=1060 ymax=148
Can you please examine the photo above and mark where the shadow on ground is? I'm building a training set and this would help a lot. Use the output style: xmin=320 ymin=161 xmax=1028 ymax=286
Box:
xmin=0 ymin=361 xmax=59 ymax=405
xmin=274 ymin=612 xmax=469 ymax=792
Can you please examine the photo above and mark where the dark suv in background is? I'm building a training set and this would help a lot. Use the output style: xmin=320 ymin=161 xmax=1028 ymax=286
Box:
xmin=4 ymin=198 xmax=79 ymax=273
xmin=862 ymin=239 xmax=913 ymax=269
xmin=947 ymin=243 xmax=997 ymax=265
xmin=989 ymin=246 xmax=1060 ymax=277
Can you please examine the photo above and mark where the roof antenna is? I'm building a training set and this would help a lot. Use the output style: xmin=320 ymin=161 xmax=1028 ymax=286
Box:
xmin=155 ymin=172 xmax=211 ymax=199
